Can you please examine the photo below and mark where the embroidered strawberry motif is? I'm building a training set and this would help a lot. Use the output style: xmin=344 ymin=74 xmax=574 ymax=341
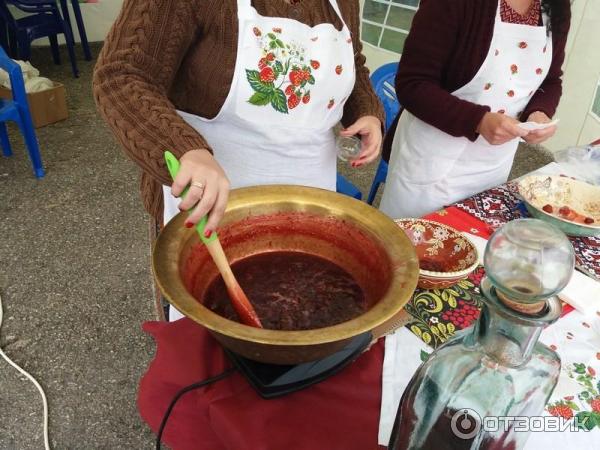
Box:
xmin=285 ymin=85 xmax=295 ymax=96
xmin=310 ymin=60 xmax=320 ymax=70
xmin=565 ymin=396 xmax=575 ymax=401
xmin=288 ymin=93 xmax=300 ymax=109
xmin=510 ymin=64 xmax=518 ymax=74
xmin=272 ymin=27 xmax=282 ymax=33
xmin=266 ymin=53 xmax=275 ymax=62
xmin=550 ymin=344 xmax=557 ymax=351
xmin=289 ymin=70 xmax=304 ymax=86
xmin=253 ymin=27 xmax=261 ymax=37
xmin=484 ymin=83 xmax=492 ymax=91
xmin=302 ymin=68 xmax=311 ymax=81
xmin=335 ymin=65 xmax=343 ymax=75
xmin=536 ymin=68 xmax=543 ymax=75
xmin=302 ymin=92 xmax=311 ymax=104
xmin=591 ymin=398 xmax=600 ymax=413
xmin=259 ymin=67 xmax=275 ymax=83
xmin=327 ymin=98 xmax=335 ymax=109
xmin=495 ymin=49 xmax=499 ymax=56
xmin=258 ymin=58 xmax=268 ymax=70
xmin=507 ymin=90 xmax=515 ymax=98
xmin=548 ymin=404 xmax=574 ymax=420
xmin=589 ymin=366 xmax=597 ymax=376
xmin=518 ymin=41 xmax=528 ymax=49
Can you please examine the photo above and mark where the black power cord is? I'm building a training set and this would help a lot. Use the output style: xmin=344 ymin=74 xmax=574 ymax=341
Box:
xmin=156 ymin=368 xmax=237 ymax=450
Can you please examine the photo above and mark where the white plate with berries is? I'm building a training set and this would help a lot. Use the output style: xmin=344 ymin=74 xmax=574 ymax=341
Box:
xmin=517 ymin=175 xmax=600 ymax=237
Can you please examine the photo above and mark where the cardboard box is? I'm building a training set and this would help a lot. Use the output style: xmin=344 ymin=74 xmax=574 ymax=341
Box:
xmin=0 ymin=82 xmax=68 ymax=128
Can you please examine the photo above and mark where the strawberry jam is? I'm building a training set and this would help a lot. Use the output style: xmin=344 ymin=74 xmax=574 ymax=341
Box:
xmin=204 ymin=251 xmax=366 ymax=330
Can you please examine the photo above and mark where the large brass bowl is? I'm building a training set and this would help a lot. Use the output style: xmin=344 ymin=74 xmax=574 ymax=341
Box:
xmin=153 ymin=185 xmax=418 ymax=364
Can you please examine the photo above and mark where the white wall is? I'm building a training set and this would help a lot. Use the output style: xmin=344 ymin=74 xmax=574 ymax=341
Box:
xmin=12 ymin=0 xmax=123 ymax=44
xmin=547 ymin=0 xmax=600 ymax=149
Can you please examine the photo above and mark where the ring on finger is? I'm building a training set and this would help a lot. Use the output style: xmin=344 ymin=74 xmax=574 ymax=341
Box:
xmin=191 ymin=181 xmax=205 ymax=192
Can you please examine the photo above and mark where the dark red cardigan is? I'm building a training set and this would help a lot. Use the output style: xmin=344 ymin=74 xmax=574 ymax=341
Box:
xmin=381 ymin=0 xmax=571 ymax=162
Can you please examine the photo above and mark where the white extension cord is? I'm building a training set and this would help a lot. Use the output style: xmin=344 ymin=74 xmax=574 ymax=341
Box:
xmin=0 ymin=293 xmax=50 ymax=450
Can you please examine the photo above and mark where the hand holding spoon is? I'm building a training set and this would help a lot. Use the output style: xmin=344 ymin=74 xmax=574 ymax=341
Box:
xmin=164 ymin=151 xmax=263 ymax=328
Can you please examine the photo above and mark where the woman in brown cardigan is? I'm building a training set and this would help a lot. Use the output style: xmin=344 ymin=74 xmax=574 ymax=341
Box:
xmin=93 ymin=0 xmax=383 ymax=236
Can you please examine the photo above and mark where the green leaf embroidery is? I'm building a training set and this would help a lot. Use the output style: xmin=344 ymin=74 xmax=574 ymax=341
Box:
xmin=246 ymin=70 xmax=274 ymax=95
xmin=574 ymin=363 xmax=587 ymax=374
xmin=269 ymin=41 xmax=277 ymax=49
xmin=308 ymin=75 xmax=315 ymax=85
xmin=276 ymin=39 xmax=284 ymax=48
xmin=420 ymin=350 xmax=430 ymax=362
xmin=248 ymin=91 xmax=272 ymax=106
xmin=274 ymin=61 xmax=284 ymax=73
xmin=267 ymin=33 xmax=277 ymax=40
xmin=565 ymin=401 xmax=580 ymax=411
xmin=270 ymin=89 xmax=288 ymax=114
xmin=575 ymin=411 xmax=598 ymax=431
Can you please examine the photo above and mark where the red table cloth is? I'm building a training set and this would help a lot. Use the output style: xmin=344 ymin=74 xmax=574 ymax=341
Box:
xmin=138 ymin=318 xmax=385 ymax=450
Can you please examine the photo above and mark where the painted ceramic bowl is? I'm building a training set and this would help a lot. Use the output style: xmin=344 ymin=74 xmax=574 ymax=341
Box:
xmin=517 ymin=175 xmax=600 ymax=237
xmin=395 ymin=219 xmax=479 ymax=290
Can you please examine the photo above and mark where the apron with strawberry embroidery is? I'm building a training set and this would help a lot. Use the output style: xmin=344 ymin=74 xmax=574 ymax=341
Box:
xmin=380 ymin=1 xmax=552 ymax=219
xmin=163 ymin=0 xmax=356 ymax=320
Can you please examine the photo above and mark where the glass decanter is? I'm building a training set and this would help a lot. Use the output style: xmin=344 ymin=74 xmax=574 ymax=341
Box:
xmin=389 ymin=219 xmax=575 ymax=450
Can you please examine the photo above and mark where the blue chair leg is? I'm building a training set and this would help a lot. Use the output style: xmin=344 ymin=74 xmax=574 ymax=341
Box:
xmin=367 ymin=160 xmax=389 ymax=205
xmin=16 ymin=115 xmax=44 ymax=178
xmin=61 ymin=18 xmax=79 ymax=77
xmin=49 ymin=34 xmax=61 ymax=65
xmin=70 ymin=0 xmax=92 ymax=61
xmin=17 ymin=32 xmax=31 ymax=61
xmin=0 ymin=122 xmax=13 ymax=157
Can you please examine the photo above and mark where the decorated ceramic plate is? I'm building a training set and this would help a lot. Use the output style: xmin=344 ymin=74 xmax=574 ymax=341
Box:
xmin=517 ymin=175 xmax=600 ymax=237
xmin=395 ymin=219 xmax=479 ymax=290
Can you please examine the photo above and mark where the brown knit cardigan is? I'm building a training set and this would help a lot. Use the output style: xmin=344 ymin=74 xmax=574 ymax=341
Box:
xmin=93 ymin=0 xmax=384 ymax=220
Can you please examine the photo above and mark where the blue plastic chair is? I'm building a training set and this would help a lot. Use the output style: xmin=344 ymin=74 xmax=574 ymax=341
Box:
xmin=1 ymin=0 xmax=78 ymax=77
xmin=0 ymin=45 xmax=44 ymax=177
xmin=367 ymin=62 xmax=400 ymax=205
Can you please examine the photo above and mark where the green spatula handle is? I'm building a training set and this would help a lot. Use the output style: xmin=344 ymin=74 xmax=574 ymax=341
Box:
xmin=164 ymin=151 xmax=218 ymax=245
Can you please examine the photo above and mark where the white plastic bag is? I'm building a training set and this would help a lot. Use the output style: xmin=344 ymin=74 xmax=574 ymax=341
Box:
xmin=0 ymin=59 xmax=53 ymax=93
xmin=554 ymin=144 xmax=600 ymax=185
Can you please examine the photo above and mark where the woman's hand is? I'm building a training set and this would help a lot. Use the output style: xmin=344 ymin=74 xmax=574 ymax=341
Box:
xmin=339 ymin=115 xmax=382 ymax=167
xmin=523 ymin=111 xmax=557 ymax=145
xmin=477 ymin=112 xmax=529 ymax=145
xmin=170 ymin=149 xmax=230 ymax=234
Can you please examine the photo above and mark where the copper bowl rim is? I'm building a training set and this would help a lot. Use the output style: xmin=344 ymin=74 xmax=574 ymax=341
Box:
xmin=394 ymin=218 xmax=479 ymax=278
xmin=153 ymin=185 xmax=419 ymax=346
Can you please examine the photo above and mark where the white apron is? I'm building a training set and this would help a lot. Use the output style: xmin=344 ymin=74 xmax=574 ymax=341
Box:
xmin=163 ymin=0 xmax=356 ymax=320
xmin=380 ymin=2 xmax=552 ymax=219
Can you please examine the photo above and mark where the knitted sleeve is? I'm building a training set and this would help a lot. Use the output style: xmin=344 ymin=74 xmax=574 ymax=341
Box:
xmin=93 ymin=0 xmax=211 ymax=186
xmin=340 ymin=1 xmax=385 ymax=128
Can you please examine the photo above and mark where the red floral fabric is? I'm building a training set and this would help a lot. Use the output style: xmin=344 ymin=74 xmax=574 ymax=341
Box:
xmin=501 ymin=0 xmax=542 ymax=26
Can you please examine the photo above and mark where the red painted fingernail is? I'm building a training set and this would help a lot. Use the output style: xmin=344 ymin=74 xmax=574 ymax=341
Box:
xmin=204 ymin=230 xmax=213 ymax=238
xmin=184 ymin=221 xmax=194 ymax=228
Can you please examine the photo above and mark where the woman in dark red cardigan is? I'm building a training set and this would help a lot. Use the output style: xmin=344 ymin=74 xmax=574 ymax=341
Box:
xmin=379 ymin=0 xmax=571 ymax=219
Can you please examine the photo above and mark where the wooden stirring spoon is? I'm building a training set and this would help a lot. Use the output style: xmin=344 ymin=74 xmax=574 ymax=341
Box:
xmin=164 ymin=151 xmax=263 ymax=328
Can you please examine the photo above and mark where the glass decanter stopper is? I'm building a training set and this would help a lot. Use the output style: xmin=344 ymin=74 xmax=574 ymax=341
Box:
xmin=389 ymin=219 xmax=575 ymax=450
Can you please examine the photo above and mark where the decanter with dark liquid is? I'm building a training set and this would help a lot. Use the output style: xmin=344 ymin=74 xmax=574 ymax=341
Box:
xmin=389 ymin=220 xmax=575 ymax=450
